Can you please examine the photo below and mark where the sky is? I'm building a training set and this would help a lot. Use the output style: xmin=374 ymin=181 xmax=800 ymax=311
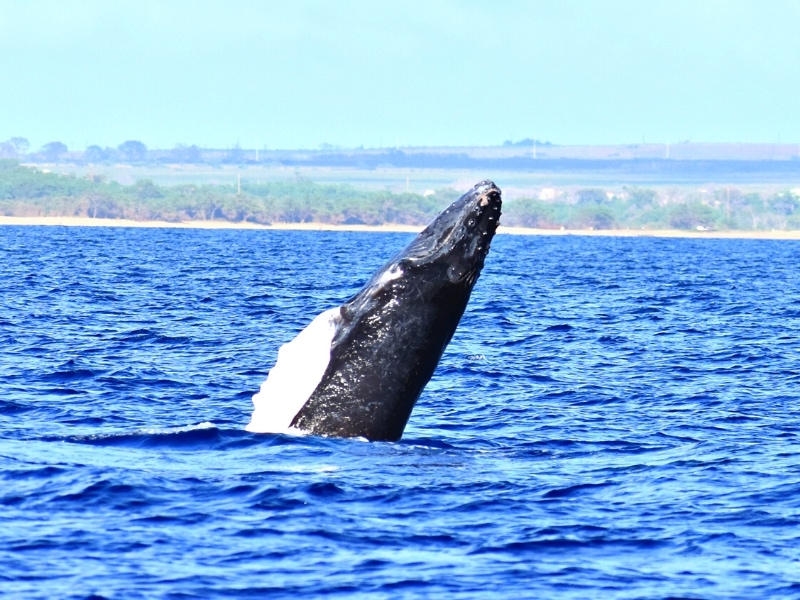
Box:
xmin=2 ymin=0 xmax=799 ymax=151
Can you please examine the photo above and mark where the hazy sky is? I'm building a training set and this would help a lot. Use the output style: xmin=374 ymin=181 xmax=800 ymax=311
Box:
xmin=2 ymin=0 xmax=799 ymax=151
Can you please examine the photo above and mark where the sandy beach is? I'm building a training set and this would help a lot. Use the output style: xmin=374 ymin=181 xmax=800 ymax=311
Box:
xmin=1 ymin=215 xmax=799 ymax=240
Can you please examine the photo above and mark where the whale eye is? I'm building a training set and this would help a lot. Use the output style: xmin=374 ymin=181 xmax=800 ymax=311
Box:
xmin=447 ymin=263 xmax=465 ymax=281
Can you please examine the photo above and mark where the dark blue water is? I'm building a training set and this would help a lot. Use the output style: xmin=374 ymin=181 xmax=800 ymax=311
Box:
xmin=2 ymin=226 xmax=800 ymax=599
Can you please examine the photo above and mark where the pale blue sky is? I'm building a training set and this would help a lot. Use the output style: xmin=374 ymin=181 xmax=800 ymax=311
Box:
xmin=2 ymin=0 xmax=799 ymax=151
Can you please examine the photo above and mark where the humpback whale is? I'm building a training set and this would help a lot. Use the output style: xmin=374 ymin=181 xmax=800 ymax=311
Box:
xmin=246 ymin=180 xmax=502 ymax=441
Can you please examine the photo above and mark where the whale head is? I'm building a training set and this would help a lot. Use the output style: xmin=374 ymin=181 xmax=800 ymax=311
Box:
xmin=392 ymin=180 xmax=502 ymax=286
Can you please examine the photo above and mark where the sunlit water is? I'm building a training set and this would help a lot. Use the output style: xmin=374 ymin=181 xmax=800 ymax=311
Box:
xmin=2 ymin=226 xmax=799 ymax=599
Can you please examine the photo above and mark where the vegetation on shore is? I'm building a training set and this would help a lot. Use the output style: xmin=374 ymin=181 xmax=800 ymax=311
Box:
xmin=1 ymin=159 xmax=798 ymax=231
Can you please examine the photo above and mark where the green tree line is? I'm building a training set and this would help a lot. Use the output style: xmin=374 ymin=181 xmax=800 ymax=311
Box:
xmin=1 ymin=160 xmax=798 ymax=230
xmin=0 ymin=160 xmax=452 ymax=225
xmin=508 ymin=187 xmax=800 ymax=231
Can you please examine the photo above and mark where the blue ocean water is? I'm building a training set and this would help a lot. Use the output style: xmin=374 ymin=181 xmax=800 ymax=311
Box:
xmin=2 ymin=225 xmax=800 ymax=599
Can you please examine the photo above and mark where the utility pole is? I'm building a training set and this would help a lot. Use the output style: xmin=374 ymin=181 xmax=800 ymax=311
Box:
xmin=726 ymin=187 xmax=730 ymax=221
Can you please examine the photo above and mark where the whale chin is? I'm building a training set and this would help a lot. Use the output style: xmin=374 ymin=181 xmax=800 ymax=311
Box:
xmin=247 ymin=180 xmax=502 ymax=441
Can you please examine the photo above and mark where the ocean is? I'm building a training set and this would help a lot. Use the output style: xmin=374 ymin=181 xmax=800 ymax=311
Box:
xmin=1 ymin=225 xmax=799 ymax=599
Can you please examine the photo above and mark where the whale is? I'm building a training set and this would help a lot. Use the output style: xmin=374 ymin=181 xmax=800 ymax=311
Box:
xmin=246 ymin=180 xmax=502 ymax=441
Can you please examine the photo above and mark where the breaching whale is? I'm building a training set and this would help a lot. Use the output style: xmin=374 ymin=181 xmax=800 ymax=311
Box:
xmin=246 ymin=180 xmax=502 ymax=441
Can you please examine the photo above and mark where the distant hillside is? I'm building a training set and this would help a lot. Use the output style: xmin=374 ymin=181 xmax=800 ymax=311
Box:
xmin=4 ymin=139 xmax=800 ymax=185
xmin=224 ymin=143 xmax=800 ymax=184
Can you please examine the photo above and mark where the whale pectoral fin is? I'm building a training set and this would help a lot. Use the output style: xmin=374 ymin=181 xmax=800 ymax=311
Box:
xmin=246 ymin=307 xmax=341 ymax=434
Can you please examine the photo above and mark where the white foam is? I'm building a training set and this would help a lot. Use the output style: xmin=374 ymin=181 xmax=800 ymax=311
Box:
xmin=245 ymin=307 xmax=341 ymax=434
xmin=135 ymin=422 xmax=219 ymax=436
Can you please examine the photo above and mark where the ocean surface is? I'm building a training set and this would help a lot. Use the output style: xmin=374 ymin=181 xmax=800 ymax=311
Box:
xmin=1 ymin=225 xmax=799 ymax=599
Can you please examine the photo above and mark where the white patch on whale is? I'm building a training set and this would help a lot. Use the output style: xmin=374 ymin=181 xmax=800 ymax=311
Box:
xmin=245 ymin=307 xmax=341 ymax=434
xmin=374 ymin=264 xmax=404 ymax=286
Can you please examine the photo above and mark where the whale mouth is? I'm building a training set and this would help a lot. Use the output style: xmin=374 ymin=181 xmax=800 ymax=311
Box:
xmin=399 ymin=180 xmax=502 ymax=281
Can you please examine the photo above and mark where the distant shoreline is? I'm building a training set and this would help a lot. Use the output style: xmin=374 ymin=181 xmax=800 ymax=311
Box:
xmin=1 ymin=215 xmax=799 ymax=240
